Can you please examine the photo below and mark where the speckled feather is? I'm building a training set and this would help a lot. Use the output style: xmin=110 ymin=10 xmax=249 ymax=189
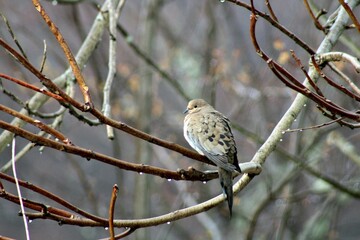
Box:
xmin=184 ymin=109 xmax=240 ymax=172
xmin=183 ymin=99 xmax=241 ymax=216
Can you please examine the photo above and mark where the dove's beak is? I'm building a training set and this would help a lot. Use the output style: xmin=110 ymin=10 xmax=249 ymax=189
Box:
xmin=183 ymin=108 xmax=189 ymax=114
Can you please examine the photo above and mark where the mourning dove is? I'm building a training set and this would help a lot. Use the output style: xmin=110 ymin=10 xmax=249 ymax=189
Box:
xmin=183 ymin=99 xmax=241 ymax=216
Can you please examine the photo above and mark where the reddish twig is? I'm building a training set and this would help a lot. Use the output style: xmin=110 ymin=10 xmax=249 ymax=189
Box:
xmin=0 ymin=73 xmax=64 ymax=102
xmin=99 ymin=227 xmax=136 ymax=240
xmin=317 ymin=106 xmax=360 ymax=129
xmin=310 ymin=56 xmax=360 ymax=102
xmin=265 ymin=0 xmax=278 ymax=22
xmin=229 ymin=0 xmax=316 ymax=55
xmin=303 ymin=0 xmax=326 ymax=31
xmin=0 ymin=188 xmax=74 ymax=219
xmin=0 ymin=104 xmax=72 ymax=145
xmin=290 ymin=50 xmax=324 ymax=96
xmin=0 ymin=13 xmax=28 ymax=60
xmin=109 ymin=184 xmax=119 ymax=240
xmin=0 ymin=38 xmax=84 ymax=110
xmin=249 ymin=2 xmax=360 ymax=123
xmin=113 ymin=228 xmax=136 ymax=239
xmin=32 ymin=0 xmax=93 ymax=110
xmin=338 ymin=0 xmax=360 ymax=32
xmin=0 ymin=172 xmax=108 ymax=224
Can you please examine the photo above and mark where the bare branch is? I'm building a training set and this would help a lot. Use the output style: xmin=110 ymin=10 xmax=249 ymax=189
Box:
xmin=303 ymin=0 xmax=326 ymax=31
xmin=338 ymin=0 xmax=360 ymax=32
xmin=32 ymin=0 xmax=93 ymax=110
xmin=102 ymin=0 xmax=126 ymax=139
xmin=108 ymin=184 xmax=119 ymax=240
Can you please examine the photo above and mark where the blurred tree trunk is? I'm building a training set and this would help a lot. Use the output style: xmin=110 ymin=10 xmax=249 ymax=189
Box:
xmin=134 ymin=0 xmax=161 ymax=239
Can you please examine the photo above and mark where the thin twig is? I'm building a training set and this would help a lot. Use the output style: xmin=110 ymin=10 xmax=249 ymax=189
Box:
xmin=330 ymin=64 xmax=360 ymax=95
xmin=290 ymin=50 xmax=324 ymax=96
xmin=0 ymin=172 xmax=108 ymax=223
xmin=338 ymin=0 xmax=360 ymax=32
xmin=25 ymin=105 xmax=66 ymax=119
xmin=0 ymin=79 xmax=25 ymax=106
xmin=265 ymin=0 xmax=278 ymax=22
xmin=0 ymin=13 xmax=28 ymax=59
xmin=285 ymin=117 xmax=343 ymax=133
xmin=0 ymin=38 xmax=84 ymax=110
xmin=317 ymin=106 xmax=360 ymax=128
xmin=39 ymin=40 xmax=47 ymax=73
xmin=249 ymin=4 xmax=360 ymax=122
xmin=0 ymin=73 xmax=65 ymax=101
xmin=99 ymin=228 xmax=136 ymax=240
xmin=108 ymin=184 xmax=119 ymax=240
xmin=0 ymin=104 xmax=72 ymax=145
xmin=303 ymin=0 xmax=326 ymax=31
xmin=32 ymin=0 xmax=93 ymax=110
xmin=229 ymin=0 xmax=316 ymax=55
xmin=311 ymin=56 xmax=360 ymax=101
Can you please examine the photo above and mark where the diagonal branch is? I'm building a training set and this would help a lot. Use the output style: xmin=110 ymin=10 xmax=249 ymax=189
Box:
xmin=338 ymin=0 xmax=360 ymax=32
xmin=32 ymin=0 xmax=93 ymax=110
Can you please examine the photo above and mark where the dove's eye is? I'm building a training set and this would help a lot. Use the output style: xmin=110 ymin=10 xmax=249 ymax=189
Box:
xmin=194 ymin=105 xmax=198 ymax=108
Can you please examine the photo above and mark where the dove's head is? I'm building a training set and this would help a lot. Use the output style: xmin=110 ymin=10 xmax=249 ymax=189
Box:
xmin=184 ymin=99 xmax=213 ymax=114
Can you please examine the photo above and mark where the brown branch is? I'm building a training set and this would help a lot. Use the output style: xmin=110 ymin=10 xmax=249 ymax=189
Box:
xmin=249 ymin=3 xmax=360 ymax=123
xmin=109 ymin=184 xmax=119 ymax=240
xmin=303 ymin=0 xmax=326 ymax=31
xmin=99 ymin=228 xmax=136 ymax=240
xmin=272 ymin=60 xmax=360 ymax=120
xmin=0 ymin=38 xmax=84 ymax=111
xmin=290 ymin=50 xmax=324 ymax=96
xmin=0 ymin=104 xmax=72 ymax=145
xmin=1 ymin=169 xmax=253 ymax=229
xmin=113 ymin=228 xmax=136 ymax=239
xmin=229 ymin=0 xmax=316 ymax=55
xmin=285 ymin=117 xmax=343 ymax=132
xmin=338 ymin=0 xmax=360 ymax=32
xmin=0 ymin=172 xmax=108 ymax=224
xmin=0 ymin=36 xmax=216 ymax=168
xmin=15 ymin=174 xmax=253 ymax=228
xmin=32 ymin=0 xmax=93 ymax=110
xmin=264 ymin=0 xmax=278 ymax=22
xmin=0 ymin=188 xmax=74 ymax=219
xmin=89 ymin=108 xmax=214 ymax=166
xmin=0 ymin=120 xmax=217 ymax=181
xmin=317 ymin=107 xmax=360 ymax=129
xmin=311 ymin=56 xmax=360 ymax=102
xmin=0 ymin=73 xmax=64 ymax=102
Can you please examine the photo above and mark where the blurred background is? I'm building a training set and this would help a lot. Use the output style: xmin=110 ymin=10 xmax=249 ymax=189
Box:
xmin=1 ymin=0 xmax=360 ymax=239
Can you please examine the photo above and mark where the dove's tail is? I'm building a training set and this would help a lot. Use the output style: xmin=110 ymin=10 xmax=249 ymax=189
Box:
xmin=219 ymin=168 xmax=233 ymax=217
